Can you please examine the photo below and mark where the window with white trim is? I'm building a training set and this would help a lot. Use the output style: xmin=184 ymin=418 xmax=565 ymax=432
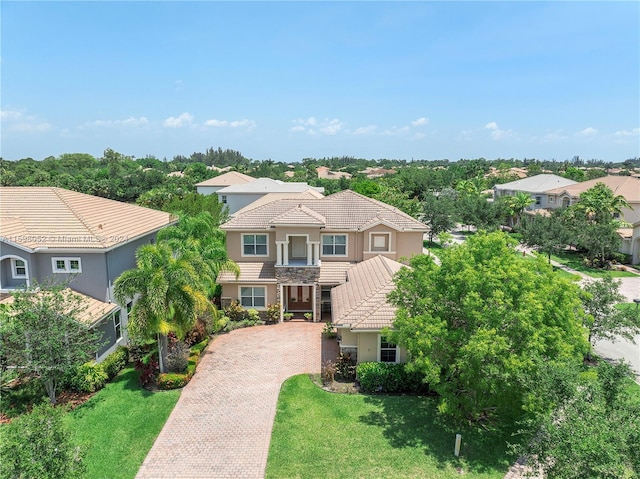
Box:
xmin=370 ymin=233 xmax=390 ymax=252
xmin=380 ymin=338 xmax=398 ymax=363
xmin=52 ymin=257 xmax=82 ymax=273
xmin=114 ymin=311 xmax=122 ymax=340
xmin=322 ymin=235 xmax=346 ymax=256
xmin=221 ymin=195 xmax=227 ymax=204
xmin=11 ymin=259 xmax=27 ymax=278
xmin=242 ymin=234 xmax=268 ymax=256
xmin=240 ymin=286 xmax=266 ymax=308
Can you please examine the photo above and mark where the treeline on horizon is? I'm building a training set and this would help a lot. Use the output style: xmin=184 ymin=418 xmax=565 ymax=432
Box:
xmin=1 ymin=146 xmax=639 ymax=208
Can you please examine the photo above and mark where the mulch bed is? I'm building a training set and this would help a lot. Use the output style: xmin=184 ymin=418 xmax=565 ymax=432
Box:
xmin=0 ymin=389 xmax=95 ymax=425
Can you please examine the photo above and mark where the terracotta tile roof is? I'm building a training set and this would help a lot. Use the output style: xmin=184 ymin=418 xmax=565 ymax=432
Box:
xmin=233 ymin=189 xmax=324 ymax=216
xmin=0 ymin=289 xmax=119 ymax=326
xmin=331 ymin=255 xmax=404 ymax=331
xmin=494 ymin=174 xmax=577 ymax=193
xmin=318 ymin=261 xmax=355 ymax=284
xmin=222 ymin=190 xmax=427 ymax=232
xmin=544 ymin=175 xmax=640 ymax=202
xmin=269 ymin=205 xmax=326 ymax=226
xmin=195 ymin=171 xmax=255 ymax=187
xmin=217 ymin=262 xmax=277 ymax=284
xmin=0 ymin=187 xmax=175 ymax=251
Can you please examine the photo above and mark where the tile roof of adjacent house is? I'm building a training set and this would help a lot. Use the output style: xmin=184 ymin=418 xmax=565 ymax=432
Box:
xmin=331 ymin=255 xmax=404 ymax=331
xmin=232 ymin=189 xmax=325 ymax=216
xmin=544 ymin=175 xmax=640 ymax=202
xmin=0 ymin=289 xmax=119 ymax=326
xmin=221 ymin=190 xmax=428 ymax=232
xmin=493 ymin=174 xmax=577 ymax=193
xmin=194 ymin=171 xmax=255 ymax=187
xmin=0 ymin=187 xmax=175 ymax=251
xmin=217 ymin=177 xmax=324 ymax=194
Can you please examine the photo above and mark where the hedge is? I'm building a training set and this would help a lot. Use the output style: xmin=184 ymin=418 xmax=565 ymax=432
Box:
xmin=101 ymin=346 xmax=130 ymax=380
xmin=157 ymin=337 xmax=209 ymax=390
xmin=356 ymin=362 xmax=430 ymax=394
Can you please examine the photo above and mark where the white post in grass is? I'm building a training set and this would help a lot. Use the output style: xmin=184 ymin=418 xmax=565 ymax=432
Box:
xmin=454 ymin=434 xmax=461 ymax=457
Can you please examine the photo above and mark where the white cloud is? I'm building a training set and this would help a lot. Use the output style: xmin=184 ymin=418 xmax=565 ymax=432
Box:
xmin=352 ymin=125 xmax=377 ymax=135
xmin=230 ymin=119 xmax=256 ymax=129
xmin=382 ymin=125 xmax=410 ymax=136
xmin=484 ymin=121 xmax=514 ymax=140
xmin=576 ymin=127 xmax=597 ymax=137
xmin=1 ymin=108 xmax=52 ymax=132
xmin=92 ymin=116 xmax=149 ymax=128
xmin=411 ymin=132 xmax=426 ymax=140
xmin=319 ymin=118 xmax=343 ymax=135
xmin=411 ymin=117 xmax=429 ymax=127
xmin=204 ymin=119 xmax=229 ymax=127
xmin=163 ymin=112 xmax=194 ymax=128
xmin=614 ymin=128 xmax=639 ymax=137
xmin=291 ymin=117 xmax=343 ymax=135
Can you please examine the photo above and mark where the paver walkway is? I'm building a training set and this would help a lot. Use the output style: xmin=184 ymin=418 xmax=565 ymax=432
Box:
xmin=136 ymin=322 xmax=324 ymax=479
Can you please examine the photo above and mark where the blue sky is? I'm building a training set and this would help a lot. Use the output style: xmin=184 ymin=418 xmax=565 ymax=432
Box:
xmin=2 ymin=1 xmax=639 ymax=163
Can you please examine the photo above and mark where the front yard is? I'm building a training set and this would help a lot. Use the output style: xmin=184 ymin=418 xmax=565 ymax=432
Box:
xmin=550 ymin=251 xmax=638 ymax=278
xmin=64 ymin=368 xmax=180 ymax=479
xmin=267 ymin=375 xmax=516 ymax=479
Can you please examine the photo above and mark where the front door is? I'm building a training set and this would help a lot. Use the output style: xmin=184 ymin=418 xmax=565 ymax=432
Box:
xmin=286 ymin=285 xmax=312 ymax=311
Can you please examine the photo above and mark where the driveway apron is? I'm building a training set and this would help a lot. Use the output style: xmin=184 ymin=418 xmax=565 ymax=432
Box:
xmin=136 ymin=322 xmax=324 ymax=479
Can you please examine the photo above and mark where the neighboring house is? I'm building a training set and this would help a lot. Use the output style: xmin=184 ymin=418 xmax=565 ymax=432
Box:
xmin=359 ymin=167 xmax=397 ymax=179
xmin=212 ymin=178 xmax=324 ymax=215
xmin=0 ymin=187 xmax=175 ymax=360
xmin=545 ymin=176 xmax=640 ymax=264
xmin=493 ymin=174 xmax=578 ymax=210
xmin=217 ymin=189 xmax=428 ymax=362
xmin=232 ymin=189 xmax=325 ymax=217
xmin=316 ymin=166 xmax=352 ymax=180
xmin=195 ymin=171 xmax=256 ymax=196
xmin=544 ymin=175 xmax=640 ymax=223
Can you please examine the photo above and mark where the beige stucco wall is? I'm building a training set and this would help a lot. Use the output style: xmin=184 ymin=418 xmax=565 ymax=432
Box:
xmin=338 ymin=328 xmax=358 ymax=347
xmin=220 ymin=283 xmax=277 ymax=310
xmin=357 ymin=333 xmax=379 ymax=362
xmin=225 ymin=231 xmax=276 ymax=262
xmin=396 ymin=231 xmax=424 ymax=263
xmin=275 ymin=226 xmax=322 ymax=243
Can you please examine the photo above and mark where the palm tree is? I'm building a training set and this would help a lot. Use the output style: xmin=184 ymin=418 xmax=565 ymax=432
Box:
xmin=576 ymin=183 xmax=630 ymax=222
xmin=506 ymin=192 xmax=535 ymax=227
xmin=157 ymin=212 xmax=239 ymax=297
xmin=114 ymin=242 xmax=211 ymax=373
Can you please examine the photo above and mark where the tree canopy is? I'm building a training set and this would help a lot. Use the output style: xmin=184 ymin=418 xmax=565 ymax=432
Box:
xmin=388 ymin=231 xmax=588 ymax=422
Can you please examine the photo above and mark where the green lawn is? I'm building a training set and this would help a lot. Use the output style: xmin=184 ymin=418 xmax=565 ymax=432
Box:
xmin=266 ymin=375 xmax=516 ymax=479
xmin=64 ymin=368 xmax=180 ymax=479
xmin=550 ymin=252 xmax=638 ymax=278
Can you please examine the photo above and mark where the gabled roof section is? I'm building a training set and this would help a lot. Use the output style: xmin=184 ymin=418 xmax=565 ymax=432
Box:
xmin=544 ymin=175 xmax=640 ymax=202
xmin=269 ymin=205 xmax=326 ymax=226
xmin=195 ymin=171 xmax=255 ymax=187
xmin=222 ymin=189 xmax=427 ymax=232
xmin=217 ymin=177 xmax=324 ymax=194
xmin=493 ymin=174 xmax=577 ymax=193
xmin=0 ymin=289 xmax=119 ymax=326
xmin=331 ymin=255 xmax=404 ymax=331
xmin=216 ymin=262 xmax=276 ymax=284
xmin=0 ymin=187 xmax=176 ymax=251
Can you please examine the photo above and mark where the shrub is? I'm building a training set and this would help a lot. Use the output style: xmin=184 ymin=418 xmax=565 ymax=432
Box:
xmin=166 ymin=340 xmax=190 ymax=373
xmin=184 ymin=317 xmax=208 ymax=346
xmin=225 ymin=300 xmax=247 ymax=321
xmin=101 ymin=346 xmax=129 ymax=380
xmin=72 ymin=362 xmax=108 ymax=393
xmin=321 ymin=360 xmax=336 ymax=385
xmin=266 ymin=303 xmax=281 ymax=323
xmin=335 ymin=353 xmax=357 ymax=381
xmin=247 ymin=308 xmax=260 ymax=321
xmin=322 ymin=322 xmax=337 ymax=338
xmin=135 ymin=354 xmax=159 ymax=387
xmin=357 ymin=362 xmax=429 ymax=394
xmin=157 ymin=338 xmax=209 ymax=390
xmin=0 ymin=402 xmax=86 ymax=479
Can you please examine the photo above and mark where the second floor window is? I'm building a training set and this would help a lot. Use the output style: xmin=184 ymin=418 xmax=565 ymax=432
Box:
xmin=243 ymin=234 xmax=268 ymax=255
xmin=322 ymin=235 xmax=346 ymax=256
xmin=52 ymin=257 xmax=82 ymax=273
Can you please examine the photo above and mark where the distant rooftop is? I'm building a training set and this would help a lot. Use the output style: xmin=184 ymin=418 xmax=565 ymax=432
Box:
xmin=494 ymin=174 xmax=577 ymax=192
xmin=217 ymin=177 xmax=324 ymax=194
xmin=195 ymin=171 xmax=255 ymax=187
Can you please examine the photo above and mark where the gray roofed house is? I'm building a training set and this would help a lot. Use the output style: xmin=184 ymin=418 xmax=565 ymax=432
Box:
xmin=493 ymin=174 xmax=578 ymax=210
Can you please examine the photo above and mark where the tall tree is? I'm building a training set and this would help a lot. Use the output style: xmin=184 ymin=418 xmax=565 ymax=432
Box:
xmin=581 ymin=275 xmax=640 ymax=357
xmin=504 ymin=191 xmax=535 ymax=227
xmin=114 ymin=242 xmax=211 ymax=373
xmin=388 ymin=232 xmax=588 ymax=423
xmin=421 ymin=190 xmax=458 ymax=245
xmin=0 ymin=284 xmax=99 ymax=404
xmin=520 ymin=210 xmax=569 ymax=262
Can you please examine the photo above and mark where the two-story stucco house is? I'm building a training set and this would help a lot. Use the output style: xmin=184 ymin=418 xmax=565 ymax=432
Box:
xmin=493 ymin=174 xmax=578 ymax=210
xmin=217 ymin=189 xmax=428 ymax=363
xmin=0 ymin=187 xmax=175 ymax=360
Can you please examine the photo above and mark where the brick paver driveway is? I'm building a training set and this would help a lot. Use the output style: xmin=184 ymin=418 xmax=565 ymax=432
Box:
xmin=137 ymin=322 xmax=324 ymax=479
